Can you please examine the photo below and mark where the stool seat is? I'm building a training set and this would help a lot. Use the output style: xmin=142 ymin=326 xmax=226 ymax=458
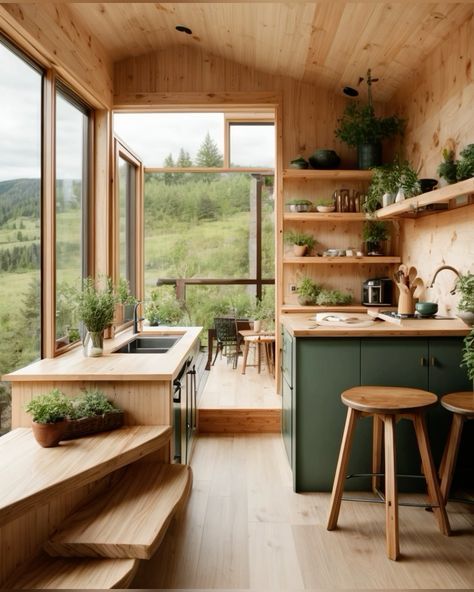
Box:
xmin=440 ymin=391 xmax=474 ymax=416
xmin=328 ymin=385 xmax=450 ymax=561
xmin=342 ymin=386 xmax=437 ymax=414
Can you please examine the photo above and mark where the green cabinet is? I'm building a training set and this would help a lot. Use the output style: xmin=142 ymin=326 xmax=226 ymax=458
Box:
xmin=281 ymin=328 xmax=471 ymax=492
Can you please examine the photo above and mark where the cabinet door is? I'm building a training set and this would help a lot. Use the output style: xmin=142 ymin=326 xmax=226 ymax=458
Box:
xmin=282 ymin=375 xmax=293 ymax=467
xmin=294 ymin=338 xmax=361 ymax=492
xmin=361 ymin=338 xmax=429 ymax=490
xmin=428 ymin=338 xmax=472 ymax=469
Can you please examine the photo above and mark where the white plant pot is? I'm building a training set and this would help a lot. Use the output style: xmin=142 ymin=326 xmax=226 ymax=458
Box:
xmin=253 ymin=320 xmax=262 ymax=333
xmin=395 ymin=187 xmax=405 ymax=203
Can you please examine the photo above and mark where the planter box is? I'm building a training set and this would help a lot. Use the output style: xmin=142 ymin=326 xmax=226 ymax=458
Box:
xmin=63 ymin=411 xmax=124 ymax=440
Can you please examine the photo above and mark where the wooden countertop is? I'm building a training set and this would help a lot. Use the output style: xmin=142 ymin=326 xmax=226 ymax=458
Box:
xmin=3 ymin=326 xmax=202 ymax=382
xmin=281 ymin=313 xmax=471 ymax=337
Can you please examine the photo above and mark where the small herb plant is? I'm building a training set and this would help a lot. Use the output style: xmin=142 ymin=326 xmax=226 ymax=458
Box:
xmin=76 ymin=277 xmax=116 ymax=333
xmin=284 ymin=230 xmax=315 ymax=250
xmin=456 ymin=273 xmax=474 ymax=312
xmin=456 ymin=144 xmax=474 ymax=181
xmin=316 ymin=199 xmax=335 ymax=207
xmin=362 ymin=220 xmax=389 ymax=244
xmin=461 ymin=329 xmax=474 ymax=381
xmin=316 ymin=289 xmax=353 ymax=306
xmin=145 ymin=289 xmax=183 ymax=326
xmin=25 ymin=389 xmax=73 ymax=424
xmin=116 ymin=278 xmax=137 ymax=305
xmin=70 ymin=389 xmax=120 ymax=419
xmin=437 ymin=149 xmax=458 ymax=184
xmin=296 ymin=277 xmax=321 ymax=305
xmin=286 ymin=199 xmax=313 ymax=206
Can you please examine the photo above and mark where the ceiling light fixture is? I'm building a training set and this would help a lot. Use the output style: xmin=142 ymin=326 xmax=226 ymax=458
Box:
xmin=176 ymin=25 xmax=193 ymax=35
xmin=342 ymin=86 xmax=359 ymax=97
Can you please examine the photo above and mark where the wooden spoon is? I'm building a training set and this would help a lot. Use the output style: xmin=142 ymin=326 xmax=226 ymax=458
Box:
xmin=408 ymin=266 xmax=417 ymax=286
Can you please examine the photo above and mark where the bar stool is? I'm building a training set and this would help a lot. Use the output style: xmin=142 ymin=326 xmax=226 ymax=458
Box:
xmin=439 ymin=391 xmax=474 ymax=503
xmin=241 ymin=335 xmax=275 ymax=375
xmin=327 ymin=386 xmax=451 ymax=560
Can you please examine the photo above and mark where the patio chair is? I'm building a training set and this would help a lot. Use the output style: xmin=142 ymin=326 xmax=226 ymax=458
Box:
xmin=212 ymin=317 xmax=240 ymax=369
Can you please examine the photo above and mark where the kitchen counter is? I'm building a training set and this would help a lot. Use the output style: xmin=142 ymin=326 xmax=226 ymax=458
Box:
xmin=3 ymin=326 xmax=202 ymax=382
xmin=281 ymin=313 xmax=471 ymax=338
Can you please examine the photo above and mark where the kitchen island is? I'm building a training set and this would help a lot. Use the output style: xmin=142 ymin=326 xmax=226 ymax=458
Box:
xmin=0 ymin=325 xmax=201 ymax=589
xmin=280 ymin=314 xmax=472 ymax=492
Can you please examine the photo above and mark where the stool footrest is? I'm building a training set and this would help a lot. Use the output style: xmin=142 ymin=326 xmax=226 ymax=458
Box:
xmin=341 ymin=495 xmax=438 ymax=509
xmin=346 ymin=472 xmax=425 ymax=480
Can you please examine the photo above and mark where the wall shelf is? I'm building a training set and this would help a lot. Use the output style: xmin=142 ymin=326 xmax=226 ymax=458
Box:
xmin=376 ymin=177 xmax=474 ymax=219
xmin=284 ymin=212 xmax=368 ymax=221
xmin=283 ymin=256 xmax=401 ymax=264
xmin=283 ymin=169 xmax=373 ymax=180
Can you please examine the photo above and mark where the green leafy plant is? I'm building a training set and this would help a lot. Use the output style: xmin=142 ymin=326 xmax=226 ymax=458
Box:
xmin=316 ymin=289 xmax=353 ymax=306
xmin=70 ymin=388 xmax=120 ymax=419
xmin=76 ymin=277 xmax=116 ymax=333
xmin=25 ymin=389 xmax=73 ymax=424
xmin=362 ymin=220 xmax=389 ymax=243
xmin=456 ymin=273 xmax=474 ymax=312
xmin=365 ymin=160 xmax=420 ymax=212
xmin=461 ymin=329 xmax=474 ymax=381
xmin=456 ymin=143 xmax=474 ymax=181
xmin=116 ymin=278 xmax=137 ymax=305
xmin=286 ymin=199 xmax=313 ymax=206
xmin=251 ymin=298 xmax=274 ymax=321
xmin=146 ymin=289 xmax=183 ymax=326
xmin=296 ymin=277 xmax=321 ymax=305
xmin=284 ymin=230 xmax=315 ymax=250
xmin=335 ymin=101 xmax=405 ymax=147
xmin=437 ymin=149 xmax=458 ymax=184
xmin=316 ymin=198 xmax=335 ymax=207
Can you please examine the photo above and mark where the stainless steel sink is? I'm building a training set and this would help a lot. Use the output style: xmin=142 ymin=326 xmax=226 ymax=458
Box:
xmin=112 ymin=335 xmax=183 ymax=354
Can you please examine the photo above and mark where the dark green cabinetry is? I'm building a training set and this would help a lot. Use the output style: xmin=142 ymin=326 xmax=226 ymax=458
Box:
xmin=281 ymin=329 xmax=471 ymax=492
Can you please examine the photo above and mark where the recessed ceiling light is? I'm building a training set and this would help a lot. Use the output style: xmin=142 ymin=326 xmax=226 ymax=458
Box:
xmin=176 ymin=25 xmax=193 ymax=35
xmin=342 ymin=86 xmax=359 ymax=97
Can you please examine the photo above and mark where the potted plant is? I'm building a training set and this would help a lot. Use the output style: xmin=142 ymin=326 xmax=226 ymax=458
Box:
xmin=362 ymin=220 xmax=389 ymax=255
xmin=334 ymin=69 xmax=405 ymax=169
xmin=76 ymin=277 xmax=116 ymax=356
xmin=316 ymin=199 xmax=336 ymax=213
xmin=296 ymin=277 xmax=321 ymax=305
xmin=25 ymin=388 xmax=73 ymax=447
xmin=251 ymin=299 xmax=274 ymax=332
xmin=456 ymin=273 xmax=474 ymax=326
xmin=284 ymin=230 xmax=315 ymax=256
xmin=145 ymin=289 xmax=183 ymax=326
xmin=456 ymin=144 xmax=474 ymax=181
xmin=316 ymin=289 xmax=353 ymax=306
xmin=65 ymin=388 xmax=123 ymax=439
xmin=286 ymin=199 xmax=313 ymax=213
xmin=437 ymin=148 xmax=458 ymax=185
xmin=116 ymin=278 xmax=137 ymax=323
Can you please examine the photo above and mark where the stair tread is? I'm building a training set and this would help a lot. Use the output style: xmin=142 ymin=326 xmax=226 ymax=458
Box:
xmin=3 ymin=553 xmax=138 ymax=589
xmin=45 ymin=463 xmax=192 ymax=560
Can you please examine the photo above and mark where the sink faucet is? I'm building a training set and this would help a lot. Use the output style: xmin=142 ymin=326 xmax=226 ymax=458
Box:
xmin=133 ymin=301 xmax=145 ymax=334
xmin=429 ymin=265 xmax=461 ymax=295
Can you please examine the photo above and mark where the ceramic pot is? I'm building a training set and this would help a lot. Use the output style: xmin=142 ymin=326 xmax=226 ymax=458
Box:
xmin=457 ymin=310 xmax=474 ymax=326
xmin=395 ymin=187 xmax=405 ymax=203
xmin=297 ymin=295 xmax=314 ymax=306
xmin=31 ymin=420 xmax=67 ymax=447
xmin=253 ymin=320 xmax=262 ymax=333
xmin=382 ymin=192 xmax=395 ymax=208
xmin=293 ymin=244 xmax=308 ymax=257
xmin=357 ymin=143 xmax=382 ymax=169
xmin=308 ymin=149 xmax=341 ymax=169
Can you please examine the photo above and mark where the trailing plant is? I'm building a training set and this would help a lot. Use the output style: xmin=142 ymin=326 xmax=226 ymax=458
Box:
xmin=76 ymin=277 xmax=116 ymax=333
xmin=456 ymin=273 xmax=474 ymax=312
xmin=284 ymin=230 xmax=315 ymax=250
xmin=461 ymin=329 xmax=474 ymax=381
xmin=316 ymin=289 xmax=353 ymax=306
xmin=25 ymin=389 xmax=73 ymax=424
xmin=437 ymin=149 xmax=458 ymax=184
xmin=362 ymin=220 xmax=389 ymax=244
xmin=70 ymin=388 xmax=120 ymax=419
xmin=456 ymin=143 xmax=474 ymax=181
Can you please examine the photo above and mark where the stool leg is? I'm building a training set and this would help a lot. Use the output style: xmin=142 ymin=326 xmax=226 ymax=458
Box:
xmin=327 ymin=407 xmax=360 ymax=530
xmin=413 ymin=413 xmax=451 ymax=536
xmin=263 ymin=343 xmax=271 ymax=374
xmin=384 ymin=415 xmax=399 ymax=561
xmin=257 ymin=340 xmax=262 ymax=373
xmin=440 ymin=414 xmax=464 ymax=504
xmin=372 ymin=415 xmax=384 ymax=493
xmin=241 ymin=341 xmax=250 ymax=375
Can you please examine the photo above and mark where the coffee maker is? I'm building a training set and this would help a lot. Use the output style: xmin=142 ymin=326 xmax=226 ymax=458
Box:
xmin=362 ymin=277 xmax=393 ymax=306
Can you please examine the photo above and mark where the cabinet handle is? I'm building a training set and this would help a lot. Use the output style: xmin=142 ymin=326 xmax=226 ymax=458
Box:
xmin=430 ymin=356 xmax=437 ymax=367
xmin=420 ymin=357 xmax=427 ymax=367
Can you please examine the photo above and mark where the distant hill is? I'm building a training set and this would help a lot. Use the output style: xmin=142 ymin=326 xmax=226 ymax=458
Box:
xmin=0 ymin=178 xmax=40 ymax=225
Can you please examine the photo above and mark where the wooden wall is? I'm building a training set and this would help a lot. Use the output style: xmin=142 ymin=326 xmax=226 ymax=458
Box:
xmin=388 ymin=13 xmax=474 ymax=312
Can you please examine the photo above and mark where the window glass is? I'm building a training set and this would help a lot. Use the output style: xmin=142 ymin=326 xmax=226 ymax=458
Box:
xmin=118 ymin=154 xmax=137 ymax=318
xmin=0 ymin=38 xmax=42 ymax=433
xmin=229 ymin=123 xmax=275 ymax=168
xmin=55 ymin=89 xmax=89 ymax=345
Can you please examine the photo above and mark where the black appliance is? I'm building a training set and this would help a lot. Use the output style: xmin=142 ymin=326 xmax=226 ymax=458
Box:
xmin=173 ymin=355 xmax=197 ymax=464
xmin=362 ymin=277 xmax=392 ymax=306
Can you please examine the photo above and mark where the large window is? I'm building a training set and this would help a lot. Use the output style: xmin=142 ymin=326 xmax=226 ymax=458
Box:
xmin=0 ymin=37 xmax=42 ymax=433
xmin=55 ymin=85 xmax=90 ymax=346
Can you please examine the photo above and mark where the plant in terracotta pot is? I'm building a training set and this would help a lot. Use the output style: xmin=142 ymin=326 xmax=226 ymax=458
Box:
xmin=456 ymin=273 xmax=474 ymax=326
xmin=25 ymin=389 xmax=73 ymax=447
xmin=284 ymin=230 xmax=315 ymax=256
xmin=334 ymin=69 xmax=405 ymax=169
xmin=76 ymin=277 xmax=116 ymax=356
xmin=296 ymin=277 xmax=321 ymax=306
xmin=362 ymin=220 xmax=389 ymax=255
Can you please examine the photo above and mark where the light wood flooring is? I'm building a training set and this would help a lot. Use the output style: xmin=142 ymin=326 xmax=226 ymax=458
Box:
xmin=131 ymin=433 xmax=474 ymax=590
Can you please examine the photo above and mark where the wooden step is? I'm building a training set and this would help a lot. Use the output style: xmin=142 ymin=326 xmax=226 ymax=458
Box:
xmin=198 ymin=408 xmax=281 ymax=433
xmin=45 ymin=463 xmax=192 ymax=560
xmin=3 ymin=553 xmax=138 ymax=589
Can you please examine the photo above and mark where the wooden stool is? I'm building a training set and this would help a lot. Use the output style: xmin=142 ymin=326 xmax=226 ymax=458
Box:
xmin=439 ymin=391 xmax=474 ymax=503
xmin=241 ymin=335 xmax=275 ymax=376
xmin=327 ymin=386 xmax=451 ymax=560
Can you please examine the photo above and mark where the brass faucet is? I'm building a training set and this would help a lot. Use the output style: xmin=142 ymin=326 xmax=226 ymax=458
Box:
xmin=428 ymin=265 xmax=461 ymax=295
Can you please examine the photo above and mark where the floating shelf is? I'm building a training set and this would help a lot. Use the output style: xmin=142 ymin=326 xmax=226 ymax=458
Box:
xmin=283 ymin=169 xmax=373 ymax=180
xmin=283 ymin=256 xmax=401 ymax=264
xmin=376 ymin=178 xmax=474 ymax=219
xmin=281 ymin=304 xmax=369 ymax=313
xmin=284 ymin=212 xmax=368 ymax=221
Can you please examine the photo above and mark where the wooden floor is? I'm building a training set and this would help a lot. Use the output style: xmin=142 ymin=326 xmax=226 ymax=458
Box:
xmin=131 ymin=433 xmax=474 ymax=590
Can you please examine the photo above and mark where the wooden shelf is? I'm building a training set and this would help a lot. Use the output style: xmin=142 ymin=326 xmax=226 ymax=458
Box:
xmin=283 ymin=256 xmax=401 ymax=264
xmin=376 ymin=178 xmax=474 ymax=219
xmin=45 ymin=463 xmax=192 ymax=560
xmin=281 ymin=305 xmax=369 ymax=313
xmin=283 ymin=168 xmax=373 ymax=180
xmin=284 ymin=212 xmax=368 ymax=221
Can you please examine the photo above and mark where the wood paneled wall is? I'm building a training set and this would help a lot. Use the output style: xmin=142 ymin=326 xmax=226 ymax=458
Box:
xmin=388 ymin=13 xmax=474 ymax=311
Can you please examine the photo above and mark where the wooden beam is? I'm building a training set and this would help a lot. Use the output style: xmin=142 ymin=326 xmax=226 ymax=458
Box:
xmin=113 ymin=91 xmax=281 ymax=109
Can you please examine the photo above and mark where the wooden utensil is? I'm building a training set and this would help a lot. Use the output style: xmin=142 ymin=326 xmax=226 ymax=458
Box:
xmin=408 ymin=266 xmax=417 ymax=286
xmin=411 ymin=277 xmax=424 ymax=300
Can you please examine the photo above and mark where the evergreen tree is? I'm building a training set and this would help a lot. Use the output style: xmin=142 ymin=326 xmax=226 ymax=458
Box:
xmin=176 ymin=148 xmax=192 ymax=168
xmin=196 ymin=132 xmax=223 ymax=168
xmin=163 ymin=153 xmax=176 ymax=185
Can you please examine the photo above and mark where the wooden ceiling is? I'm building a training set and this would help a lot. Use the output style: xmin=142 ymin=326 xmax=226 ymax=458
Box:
xmin=67 ymin=2 xmax=473 ymax=100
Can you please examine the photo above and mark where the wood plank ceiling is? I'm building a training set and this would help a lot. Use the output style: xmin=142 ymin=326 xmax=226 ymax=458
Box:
xmin=67 ymin=2 xmax=473 ymax=100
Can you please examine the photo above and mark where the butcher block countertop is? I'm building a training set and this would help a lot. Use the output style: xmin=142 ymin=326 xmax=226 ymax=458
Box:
xmin=3 ymin=326 xmax=202 ymax=382
xmin=281 ymin=313 xmax=471 ymax=338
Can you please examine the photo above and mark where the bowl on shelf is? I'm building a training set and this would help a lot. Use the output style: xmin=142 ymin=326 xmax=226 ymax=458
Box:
xmin=308 ymin=149 xmax=341 ymax=169
xmin=415 ymin=302 xmax=438 ymax=317
xmin=419 ymin=178 xmax=438 ymax=193
xmin=316 ymin=205 xmax=336 ymax=213
xmin=289 ymin=156 xmax=309 ymax=169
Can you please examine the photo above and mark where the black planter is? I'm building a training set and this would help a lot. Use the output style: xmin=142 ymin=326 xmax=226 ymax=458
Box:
xmin=357 ymin=143 xmax=382 ymax=169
